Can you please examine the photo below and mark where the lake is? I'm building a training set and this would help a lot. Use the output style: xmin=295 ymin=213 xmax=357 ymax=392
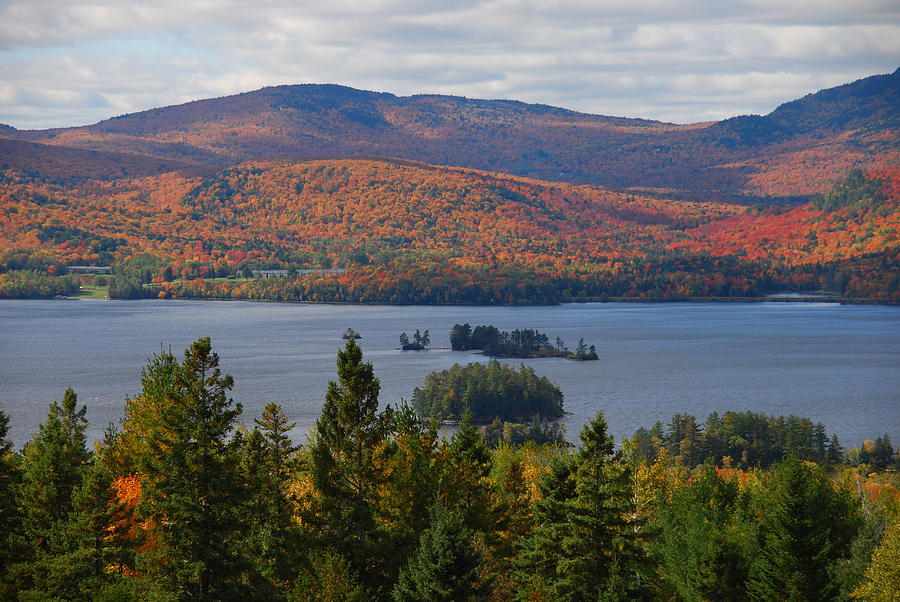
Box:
xmin=1 ymin=299 xmax=898 ymax=450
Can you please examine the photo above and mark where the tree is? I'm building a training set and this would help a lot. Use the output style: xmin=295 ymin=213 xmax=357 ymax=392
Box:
xmin=650 ymin=461 xmax=749 ymax=600
xmin=309 ymin=339 xmax=393 ymax=593
xmin=748 ymin=455 xmax=862 ymax=601
xmin=513 ymin=454 xmax=576 ymax=599
xmin=399 ymin=332 xmax=409 ymax=347
xmin=377 ymin=405 xmax=440 ymax=564
xmin=555 ymin=410 xmax=645 ymax=600
xmin=439 ymin=410 xmax=494 ymax=534
xmin=137 ymin=337 xmax=247 ymax=600
xmin=18 ymin=388 xmax=89 ymax=553
xmin=851 ymin=518 xmax=900 ymax=601
xmin=0 ymin=407 xmax=20 ymax=597
xmin=240 ymin=403 xmax=300 ymax=588
xmin=12 ymin=388 xmax=92 ymax=597
xmin=392 ymin=504 xmax=482 ymax=602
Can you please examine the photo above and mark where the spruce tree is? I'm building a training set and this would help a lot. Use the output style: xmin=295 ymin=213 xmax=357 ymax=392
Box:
xmin=512 ymin=455 xmax=576 ymax=599
xmin=556 ymin=411 xmax=645 ymax=600
xmin=0 ymin=408 xmax=21 ymax=597
xmin=138 ymin=337 xmax=247 ymax=600
xmin=12 ymin=388 xmax=92 ymax=598
xmin=309 ymin=339 xmax=393 ymax=593
xmin=18 ymin=388 xmax=90 ymax=554
xmin=651 ymin=461 xmax=749 ymax=600
xmin=440 ymin=410 xmax=494 ymax=533
xmin=748 ymin=455 xmax=861 ymax=601
xmin=239 ymin=403 xmax=299 ymax=590
xmin=392 ymin=504 xmax=482 ymax=602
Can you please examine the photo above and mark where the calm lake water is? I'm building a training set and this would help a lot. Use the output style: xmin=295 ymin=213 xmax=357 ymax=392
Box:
xmin=1 ymin=299 xmax=898 ymax=450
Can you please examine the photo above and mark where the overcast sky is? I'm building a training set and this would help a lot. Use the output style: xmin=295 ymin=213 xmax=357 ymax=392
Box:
xmin=1 ymin=0 xmax=898 ymax=129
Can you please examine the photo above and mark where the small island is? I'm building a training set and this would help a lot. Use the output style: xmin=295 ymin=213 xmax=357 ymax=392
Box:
xmin=341 ymin=328 xmax=362 ymax=340
xmin=449 ymin=323 xmax=598 ymax=360
xmin=411 ymin=359 xmax=565 ymax=422
xmin=399 ymin=329 xmax=430 ymax=350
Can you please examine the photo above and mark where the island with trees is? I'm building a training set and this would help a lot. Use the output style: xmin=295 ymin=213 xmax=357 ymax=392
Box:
xmin=450 ymin=323 xmax=598 ymax=360
xmin=0 ymin=337 xmax=896 ymax=600
xmin=410 ymin=359 xmax=566 ymax=423
xmin=399 ymin=329 xmax=430 ymax=351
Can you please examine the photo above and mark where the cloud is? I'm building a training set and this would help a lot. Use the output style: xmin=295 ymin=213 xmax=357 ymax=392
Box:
xmin=0 ymin=0 xmax=897 ymax=128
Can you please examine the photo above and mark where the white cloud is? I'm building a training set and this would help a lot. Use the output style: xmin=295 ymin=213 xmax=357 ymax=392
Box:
xmin=0 ymin=0 xmax=897 ymax=128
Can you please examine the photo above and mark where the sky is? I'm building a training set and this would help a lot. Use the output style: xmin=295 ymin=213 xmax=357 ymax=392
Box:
xmin=1 ymin=0 xmax=898 ymax=130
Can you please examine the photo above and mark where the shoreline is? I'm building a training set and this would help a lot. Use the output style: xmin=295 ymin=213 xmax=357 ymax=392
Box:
xmin=31 ymin=294 xmax=900 ymax=308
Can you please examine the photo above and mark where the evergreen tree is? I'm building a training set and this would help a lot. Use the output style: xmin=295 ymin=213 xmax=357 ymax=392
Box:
xmin=556 ymin=410 xmax=645 ymax=600
xmin=650 ymin=461 xmax=750 ymax=600
xmin=377 ymin=405 xmax=440 ymax=565
xmin=240 ymin=403 xmax=300 ymax=590
xmin=18 ymin=388 xmax=89 ymax=554
xmin=512 ymin=454 xmax=576 ymax=600
xmin=309 ymin=339 xmax=393 ymax=593
xmin=0 ymin=408 xmax=21 ymax=597
xmin=392 ymin=504 xmax=482 ymax=602
xmin=114 ymin=346 xmax=180 ymax=475
xmin=137 ymin=337 xmax=247 ymax=600
xmin=440 ymin=410 xmax=494 ymax=533
xmin=748 ymin=455 xmax=861 ymax=601
xmin=12 ymin=388 xmax=92 ymax=598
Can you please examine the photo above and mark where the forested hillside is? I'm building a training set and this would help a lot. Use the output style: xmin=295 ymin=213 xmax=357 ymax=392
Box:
xmin=0 ymin=158 xmax=896 ymax=302
xmin=1 ymin=69 xmax=896 ymax=200
xmin=0 ymin=70 xmax=897 ymax=304
xmin=0 ymin=338 xmax=896 ymax=600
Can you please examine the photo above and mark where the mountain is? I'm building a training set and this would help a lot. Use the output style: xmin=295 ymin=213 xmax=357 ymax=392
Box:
xmin=1 ymin=157 xmax=896 ymax=303
xmin=2 ymin=70 xmax=897 ymax=200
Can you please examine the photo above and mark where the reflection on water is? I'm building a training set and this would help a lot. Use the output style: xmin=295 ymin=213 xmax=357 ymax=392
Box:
xmin=1 ymin=299 xmax=898 ymax=449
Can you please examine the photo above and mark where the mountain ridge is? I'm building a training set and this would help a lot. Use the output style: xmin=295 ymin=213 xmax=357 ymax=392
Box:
xmin=2 ymin=69 xmax=895 ymax=200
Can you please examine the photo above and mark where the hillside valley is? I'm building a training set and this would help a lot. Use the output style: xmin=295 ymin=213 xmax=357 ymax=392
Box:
xmin=0 ymin=70 xmax=897 ymax=304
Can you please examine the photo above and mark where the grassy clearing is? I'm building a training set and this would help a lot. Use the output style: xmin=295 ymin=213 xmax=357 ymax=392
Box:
xmin=75 ymin=284 xmax=108 ymax=299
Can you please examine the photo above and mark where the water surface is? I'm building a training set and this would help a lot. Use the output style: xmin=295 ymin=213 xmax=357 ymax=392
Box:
xmin=1 ymin=299 xmax=898 ymax=449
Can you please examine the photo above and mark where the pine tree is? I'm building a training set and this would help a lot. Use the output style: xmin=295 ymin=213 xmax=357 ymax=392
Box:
xmin=18 ymin=388 xmax=90 ymax=553
xmin=650 ymin=461 xmax=749 ymax=600
xmin=556 ymin=411 xmax=645 ymax=600
xmin=309 ymin=339 xmax=393 ymax=593
xmin=12 ymin=388 xmax=92 ymax=598
xmin=512 ymin=455 xmax=576 ymax=599
xmin=392 ymin=504 xmax=482 ymax=602
xmin=748 ymin=455 xmax=861 ymax=601
xmin=440 ymin=410 xmax=494 ymax=533
xmin=137 ymin=337 xmax=247 ymax=600
xmin=240 ymin=403 xmax=300 ymax=589
xmin=0 ymin=408 xmax=21 ymax=597
xmin=377 ymin=405 xmax=440 ymax=563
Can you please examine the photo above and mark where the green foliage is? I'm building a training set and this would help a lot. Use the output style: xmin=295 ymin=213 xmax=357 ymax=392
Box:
xmin=309 ymin=339 xmax=394 ymax=593
xmin=0 ymin=270 xmax=80 ymax=298
xmin=0 ymin=339 xmax=893 ymax=600
xmin=392 ymin=504 xmax=483 ymax=602
xmin=237 ymin=403 xmax=300 ymax=589
xmin=411 ymin=359 xmax=565 ymax=422
xmin=650 ymin=461 xmax=750 ymax=600
xmin=814 ymin=169 xmax=887 ymax=212
xmin=137 ymin=337 xmax=249 ymax=600
xmin=481 ymin=416 xmax=568 ymax=448
xmin=631 ymin=410 xmax=841 ymax=468
xmin=18 ymin=388 xmax=89 ymax=551
xmin=851 ymin=518 xmax=900 ymax=601
xmin=555 ymin=411 xmax=646 ymax=600
xmin=0 ymin=407 xmax=20 ymax=597
xmin=748 ymin=456 xmax=862 ymax=601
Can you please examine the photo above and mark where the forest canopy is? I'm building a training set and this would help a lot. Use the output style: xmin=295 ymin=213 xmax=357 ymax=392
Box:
xmin=411 ymin=360 xmax=566 ymax=422
xmin=0 ymin=338 xmax=897 ymax=600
